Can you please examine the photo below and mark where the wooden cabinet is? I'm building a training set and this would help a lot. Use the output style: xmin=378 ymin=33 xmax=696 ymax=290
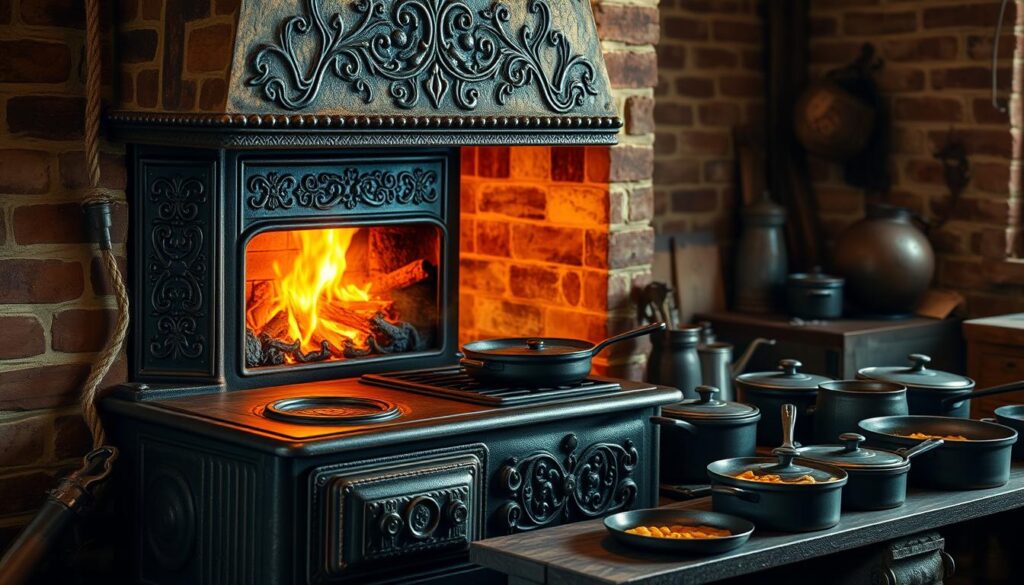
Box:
xmin=964 ymin=314 xmax=1024 ymax=418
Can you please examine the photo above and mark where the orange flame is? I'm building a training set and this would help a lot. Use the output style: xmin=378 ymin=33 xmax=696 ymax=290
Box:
xmin=267 ymin=228 xmax=375 ymax=352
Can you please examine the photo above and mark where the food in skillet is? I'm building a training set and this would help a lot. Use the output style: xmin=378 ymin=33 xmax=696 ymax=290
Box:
xmin=734 ymin=470 xmax=820 ymax=484
xmin=625 ymin=524 xmax=731 ymax=539
xmin=901 ymin=432 xmax=968 ymax=441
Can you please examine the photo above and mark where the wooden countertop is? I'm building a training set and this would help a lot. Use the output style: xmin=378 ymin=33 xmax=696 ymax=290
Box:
xmin=470 ymin=463 xmax=1024 ymax=585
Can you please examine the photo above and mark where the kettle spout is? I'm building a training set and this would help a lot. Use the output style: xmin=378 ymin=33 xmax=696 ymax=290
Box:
xmin=731 ymin=338 xmax=776 ymax=375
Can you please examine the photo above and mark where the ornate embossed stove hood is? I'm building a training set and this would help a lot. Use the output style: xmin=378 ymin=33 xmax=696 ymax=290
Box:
xmin=110 ymin=0 xmax=620 ymax=147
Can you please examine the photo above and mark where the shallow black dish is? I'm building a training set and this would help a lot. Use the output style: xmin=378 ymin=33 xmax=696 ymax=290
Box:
xmin=604 ymin=509 xmax=754 ymax=555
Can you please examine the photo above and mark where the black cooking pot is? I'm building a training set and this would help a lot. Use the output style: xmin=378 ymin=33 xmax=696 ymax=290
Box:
xmin=858 ymin=415 xmax=1018 ymax=490
xmin=735 ymin=359 xmax=832 ymax=445
xmin=857 ymin=354 xmax=975 ymax=417
xmin=460 ymin=323 xmax=665 ymax=387
xmin=799 ymin=433 xmax=943 ymax=510
xmin=652 ymin=385 xmax=761 ymax=484
xmin=786 ymin=268 xmax=844 ymax=320
xmin=707 ymin=404 xmax=848 ymax=532
xmin=994 ymin=405 xmax=1024 ymax=460
xmin=812 ymin=380 xmax=908 ymax=443
xmin=937 ymin=380 xmax=1024 ymax=417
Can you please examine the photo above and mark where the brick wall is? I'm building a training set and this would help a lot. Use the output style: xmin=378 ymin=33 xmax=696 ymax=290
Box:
xmin=808 ymin=0 xmax=1024 ymax=316
xmin=653 ymin=0 xmax=764 ymax=240
xmin=0 ymin=0 xmax=127 ymax=546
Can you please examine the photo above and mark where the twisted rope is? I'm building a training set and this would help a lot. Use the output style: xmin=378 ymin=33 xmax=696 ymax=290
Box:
xmin=80 ymin=0 xmax=129 ymax=448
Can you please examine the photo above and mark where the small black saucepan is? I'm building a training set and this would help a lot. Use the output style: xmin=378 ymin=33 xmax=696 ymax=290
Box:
xmin=604 ymin=509 xmax=754 ymax=555
xmin=994 ymin=405 xmax=1024 ymax=460
xmin=799 ymin=433 xmax=943 ymax=510
xmin=460 ymin=322 xmax=666 ymax=387
xmin=708 ymin=404 xmax=848 ymax=532
xmin=858 ymin=415 xmax=1018 ymax=490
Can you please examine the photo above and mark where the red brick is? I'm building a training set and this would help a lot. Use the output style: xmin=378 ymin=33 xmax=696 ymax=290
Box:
xmin=186 ymin=23 xmax=233 ymax=72
xmin=974 ymin=97 xmax=1010 ymax=124
xmin=460 ymin=258 xmax=508 ymax=295
xmin=674 ymin=76 xmax=714 ymax=98
xmin=973 ymin=162 xmax=1011 ymax=194
xmin=0 ymin=470 xmax=58 ymax=516
xmin=199 ymin=78 xmax=227 ymax=111
xmin=672 ymin=188 xmax=718 ymax=212
xmin=0 ymin=40 xmax=71 ymax=82
xmin=479 ymin=185 xmax=546 ymax=220
xmin=594 ymin=4 xmax=659 ymax=45
xmin=585 ymin=229 xmax=607 ymax=268
xmin=930 ymin=129 xmax=1011 ymax=157
xmin=933 ymin=66 xmax=1011 ymax=91
xmin=461 ymin=147 xmax=477 ymax=177
xmin=609 ymin=188 xmax=626 ymax=225
xmin=0 ymin=316 xmax=45 ymax=359
xmin=511 ymin=225 xmax=584 ymax=266
xmin=698 ymin=103 xmax=741 ymax=127
xmin=0 ymin=259 xmax=82 ymax=303
xmin=924 ymin=3 xmax=1011 ymax=29
xmin=629 ymin=186 xmax=654 ymax=223
xmin=509 ymin=264 xmax=560 ymax=300
xmin=474 ymin=298 xmax=543 ymax=337
xmin=561 ymin=271 xmax=582 ymax=306
xmin=118 ymin=28 xmax=159 ymax=63
xmin=882 ymin=36 xmax=958 ymax=62
xmin=0 ymin=363 xmax=90 ymax=410
xmin=461 ymin=217 xmax=475 ymax=253
xmin=712 ymin=20 xmax=761 ymax=45
xmin=976 ymin=228 xmax=1011 ymax=259
xmin=136 ymin=68 xmax=159 ymax=108
xmin=6 ymin=96 xmax=84 ymax=140
xmin=654 ymin=158 xmax=700 ymax=184
xmin=893 ymin=97 xmax=963 ymax=122
xmin=582 ymin=270 xmax=609 ymax=312
xmin=21 ymin=0 xmax=84 ymax=27
xmin=14 ymin=202 xmax=127 ymax=245
xmin=51 ymin=309 xmax=116 ymax=353
xmin=903 ymin=159 xmax=945 ymax=185
xmin=551 ymin=147 xmax=585 ymax=182
xmin=586 ymin=146 xmax=611 ymax=184
xmin=0 ymin=415 xmax=48 ymax=467
xmin=810 ymin=42 xmax=864 ymax=65
xmin=625 ymin=96 xmax=655 ymax=135
xmin=875 ymin=68 xmax=926 ymax=92
xmin=654 ymin=132 xmax=678 ymax=156
xmin=609 ymin=146 xmax=653 ymax=182
xmin=654 ymin=102 xmax=693 ymax=126
xmin=844 ymin=11 xmax=917 ymax=35
xmin=510 ymin=147 xmax=551 ymax=181
xmin=704 ymin=159 xmax=732 ymax=183
xmin=810 ymin=16 xmax=838 ymax=36
xmin=742 ymin=49 xmax=761 ymax=71
xmin=608 ymin=228 xmax=655 ymax=269
xmin=548 ymin=185 xmax=608 ymax=225
xmin=0 ymin=149 xmax=50 ymax=193
xmin=662 ymin=16 xmax=709 ymax=40
xmin=677 ymin=130 xmax=730 ymax=156
xmin=476 ymin=220 xmax=510 ymax=256
xmin=58 ymin=151 xmax=127 ymax=190
xmin=657 ymin=44 xmax=686 ymax=69
xmin=719 ymin=75 xmax=761 ymax=97
xmin=931 ymin=226 xmax=969 ymax=255
xmin=605 ymin=51 xmax=658 ymax=89
xmin=119 ymin=70 xmax=134 ymax=104
xmin=966 ymin=33 xmax=1016 ymax=61
xmin=478 ymin=147 xmax=510 ymax=178
xmin=694 ymin=48 xmax=738 ymax=69
xmin=54 ymin=414 xmax=93 ymax=460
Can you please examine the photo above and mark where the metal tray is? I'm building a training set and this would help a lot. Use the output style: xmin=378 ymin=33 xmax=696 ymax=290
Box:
xmin=604 ymin=509 xmax=754 ymax=555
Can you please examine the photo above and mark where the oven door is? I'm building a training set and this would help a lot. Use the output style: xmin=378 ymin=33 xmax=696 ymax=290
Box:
xmin=308 ymin=445 xmax=486 ymax=582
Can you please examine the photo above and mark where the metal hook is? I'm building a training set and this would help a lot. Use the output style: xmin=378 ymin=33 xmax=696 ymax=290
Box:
xmin=992 ymin=0 xmax=1011 ymax=114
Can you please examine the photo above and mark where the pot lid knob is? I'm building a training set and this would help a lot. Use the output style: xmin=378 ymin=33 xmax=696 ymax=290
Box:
xmin=694 ymin=385 xmax=721 ymax=405
xmin=526 ymin=339 xmax=545 ymax=350
xmin=839 ymin=432 xmax=866 ymax=453
xmin=779 ymin=359 xmax=802 ymax=376
xmin=770 ymin=446 xmax=800 ymax=471
xmin=908 ymin=353 xmax=931 ymax=372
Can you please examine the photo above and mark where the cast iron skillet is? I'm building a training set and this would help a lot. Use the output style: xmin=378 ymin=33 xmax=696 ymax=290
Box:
xmin=460 ymin=322 xmax=666 ymax=387
xmin=604 ymin=509 xmax=754 ymax=554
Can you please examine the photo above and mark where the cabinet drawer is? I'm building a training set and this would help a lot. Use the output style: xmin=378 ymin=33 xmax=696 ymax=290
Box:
xmin=978 ymin=351 xmax=1024 ymax=386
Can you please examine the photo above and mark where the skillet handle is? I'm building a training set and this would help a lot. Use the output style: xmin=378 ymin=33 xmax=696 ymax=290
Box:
xmin=939 ymin=380 xmax=1024 ymax=408
xmin=650 ymin=416 xmax=698 ymax=435
xmin=711 ymin=485 xmax=761 ymax=503
xmin=460 ymin=358 xmax=502 ymax=372
xmin=590 ymin=322 xmax=667 ymax=356
xmin=898 ymin=438 xmax=944 ymax=460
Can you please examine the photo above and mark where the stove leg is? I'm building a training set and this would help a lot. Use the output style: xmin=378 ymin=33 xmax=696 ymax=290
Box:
xmin=830 ymin=531 xmax=954 ymax=585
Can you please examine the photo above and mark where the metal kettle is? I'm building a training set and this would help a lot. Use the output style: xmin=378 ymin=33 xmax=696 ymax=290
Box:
xmin=697 ymin=338 xmax=775 ymax=401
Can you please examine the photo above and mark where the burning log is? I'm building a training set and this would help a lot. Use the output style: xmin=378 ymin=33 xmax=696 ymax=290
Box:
xmin=320 ymin=304 xmax=374 ymax=335
xmin=370 ymin=260 xmax=433 ymax=293
xmin=262 ymin=310 xmax=291 ymax=340
xmin=246 ymin=281 xmax=275 ymax=329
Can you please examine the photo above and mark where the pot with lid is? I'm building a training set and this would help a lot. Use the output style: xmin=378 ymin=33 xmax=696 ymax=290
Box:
xmin=786 ymin=267 xmax=844 ymax=320
xmin=708 ymin=405 xmax=848 ymax=532
xmin=857 ymin=354 xmax=975 ymax=417
xmin=812 ymin=380 xmax=908 ymax=443
xmin=799 ymin=433 xmax=943 ymax=510
xmin=651 ymin=385 xmax=761 ymax=484
xmin=736 ymin=359 xmax=833 ymax=445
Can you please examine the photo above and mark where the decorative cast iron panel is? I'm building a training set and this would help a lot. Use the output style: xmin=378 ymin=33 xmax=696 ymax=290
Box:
xmin=241 ymin=158 xmax=443 ymax=224
xmin=249 ymin=0 xmax=600 ymax=114
xmin=498 ymin=434 xmax=638 ymax=533
xmin=139 ymin=162 xmax=216 ymax=377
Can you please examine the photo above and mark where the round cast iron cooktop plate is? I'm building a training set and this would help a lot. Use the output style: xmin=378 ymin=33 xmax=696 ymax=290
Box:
xmin=263 ymin=396 xmax=401 ymax=425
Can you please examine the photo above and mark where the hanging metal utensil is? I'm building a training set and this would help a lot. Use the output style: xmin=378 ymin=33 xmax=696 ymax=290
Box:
xmin=0 ymin=447 xmax=118 ymax=585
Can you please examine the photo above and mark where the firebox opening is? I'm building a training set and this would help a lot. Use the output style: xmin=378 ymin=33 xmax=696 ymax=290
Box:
xmin=244 ymin=224 xmax=441 ymax=370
